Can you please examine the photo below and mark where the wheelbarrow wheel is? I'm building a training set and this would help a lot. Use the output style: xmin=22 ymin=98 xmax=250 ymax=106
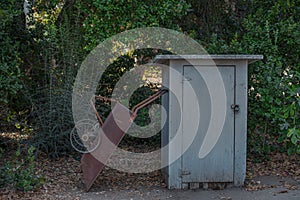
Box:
xmin=70 ymin=120 xmax=101 ymax=153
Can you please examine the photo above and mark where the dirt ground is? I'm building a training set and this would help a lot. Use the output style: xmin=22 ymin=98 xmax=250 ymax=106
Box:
xmin=0 ymin=151 xmax=299 ymax=200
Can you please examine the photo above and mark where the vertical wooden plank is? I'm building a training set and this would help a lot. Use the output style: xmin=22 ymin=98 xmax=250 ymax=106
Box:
xmin=161 ymin=65 xmax=169 ymax=184
xmin=234 ymin=60 xmax=248 ymax=186
xmin=167 ymin=60 xmax=184 ymax=189
xmin=182 ymin=66 xmax=235 ymax=183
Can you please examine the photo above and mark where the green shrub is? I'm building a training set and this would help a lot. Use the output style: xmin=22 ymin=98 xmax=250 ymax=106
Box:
xmin=0 ymin=146 xmax=44 ymax=191
xmin=77 ymin=0 xmax=190 ymax=52
xmin=0 ymin=1 xmax=24 ymax=105
xmin=243 ymin=0 xmax=299 ymax=155
xmin=206 ymin=0 xmax=300 ymax=155
xmin=28 ymin=17 xmax=83 ymax=158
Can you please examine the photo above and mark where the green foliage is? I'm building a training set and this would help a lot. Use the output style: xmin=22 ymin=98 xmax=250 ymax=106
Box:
xmin=244 ymin=0 xmax=300 ymax=155
xmin=0 ymin=0 xmax=24 ymax=105
xmin=0 ymin=64 xmax=22 ymax=104
xmin=27 ymin=14 xmax=84 ymax=158
xmin=180 ymin=0 xmax=251 ymax=44
xmin=77 ymin=0 xmax=190 ymax=51
xmin=7 ymin=0 xmax=189 ymax=157
xmin=206 ymin=0 xmax=300 ymax=155
xmin=128 ymin=84 xmax=162 ymax=145
xmin=0 ymin=146 xmax=44 ymax=191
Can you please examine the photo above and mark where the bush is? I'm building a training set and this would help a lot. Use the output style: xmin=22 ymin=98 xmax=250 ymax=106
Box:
xmin=206 ymin=0 xmax=300 ymax=155
xmin=0 ymin=1 xmax=24 ymax=105
xmin=243 ymin=0 xmax=300 ymax=155
xmin=27 ymin=16 xmax=83 ymax=158
xmin=78 ymin=0 xmax=191 ymax=51
xmin=0 ymin=146 xmax=44 ymax=191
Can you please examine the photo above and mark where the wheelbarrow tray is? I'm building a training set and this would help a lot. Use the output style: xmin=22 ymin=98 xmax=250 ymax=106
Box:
xmin=81 ymin=102 xmax=133 ymax=191
xmin=80 ymin=89 xmax=168 ymax=191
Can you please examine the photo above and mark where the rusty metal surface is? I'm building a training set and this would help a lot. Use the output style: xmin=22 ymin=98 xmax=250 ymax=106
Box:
xmin=81 ymin=89 xmax=168 ymax=191
xmin=81 ymin=102 xmax=133 ymax=191
xmin=81 ymin=153 xmax=105 ymax=191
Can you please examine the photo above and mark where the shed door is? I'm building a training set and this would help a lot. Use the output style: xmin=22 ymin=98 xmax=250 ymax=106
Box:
xmin=182 ymin=66 xmax=235 ymax=183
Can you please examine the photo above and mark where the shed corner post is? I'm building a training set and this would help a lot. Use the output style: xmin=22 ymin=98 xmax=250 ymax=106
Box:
xmin=233 ymin=60 xmax=248 ymax=186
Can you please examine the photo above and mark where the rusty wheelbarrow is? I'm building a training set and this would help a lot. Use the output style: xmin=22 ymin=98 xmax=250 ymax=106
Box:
xmin=79 ymin=89 xmax=168 ymax=191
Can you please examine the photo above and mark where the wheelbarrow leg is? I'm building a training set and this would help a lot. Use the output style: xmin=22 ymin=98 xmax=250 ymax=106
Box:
xmin=81 ymin=103 xmax=133 ymax=191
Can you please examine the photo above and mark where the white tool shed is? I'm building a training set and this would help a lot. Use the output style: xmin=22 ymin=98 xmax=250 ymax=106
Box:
xmin=154 ymin=55 xmax=263 ymax=189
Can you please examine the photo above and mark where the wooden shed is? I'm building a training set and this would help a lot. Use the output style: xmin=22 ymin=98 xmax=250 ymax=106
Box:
xmin=155 ymin=55 xmax=263 ymax=189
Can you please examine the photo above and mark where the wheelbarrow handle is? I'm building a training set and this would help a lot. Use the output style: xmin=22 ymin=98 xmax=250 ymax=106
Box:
xmin=90 ymin=89 xmax=168 ymax=125
xmin=90 ymin=97 xmax=105 ymax=126
xmin=90 ymin=95 xmax=119 ymax=126
xmin=131 ymin=89 xmax=168 ymax=119
xmin=92 ymin=95 xmax=119 ymax=125
xmin=94 ymin=95 xmax=117 ymax=103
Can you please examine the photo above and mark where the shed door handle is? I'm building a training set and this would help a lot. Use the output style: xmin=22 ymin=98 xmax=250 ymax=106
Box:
xmin=231 ymin=104 xmax=240 ymax=112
